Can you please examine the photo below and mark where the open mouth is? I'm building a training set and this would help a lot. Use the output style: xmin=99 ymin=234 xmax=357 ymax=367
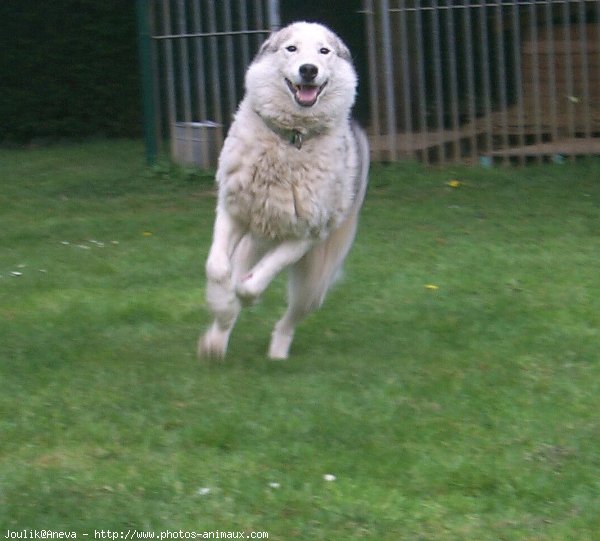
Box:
xmin=285 ymin=79 xmax=328 ymax=107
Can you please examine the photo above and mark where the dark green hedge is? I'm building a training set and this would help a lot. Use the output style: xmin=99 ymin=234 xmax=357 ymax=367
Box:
xmin=0 ymin=0 xmax=141 ymax=143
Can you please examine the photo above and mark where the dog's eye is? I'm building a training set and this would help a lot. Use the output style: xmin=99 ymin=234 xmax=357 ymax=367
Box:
xmin=285 ymin=45 xmax=297 ymax=52
xmin=319 ymin=47 xmax=330 ymax=55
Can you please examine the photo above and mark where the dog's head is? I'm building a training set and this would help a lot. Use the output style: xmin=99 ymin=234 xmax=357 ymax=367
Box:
xmin=244 ymin=22 xmax=358 ymax=129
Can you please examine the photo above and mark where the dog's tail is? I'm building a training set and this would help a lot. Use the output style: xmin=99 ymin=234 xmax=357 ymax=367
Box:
xmin=349 ymin=121 xmax=370 ymax=212
xmin=289 ymin=122 xmax=369 ymax=313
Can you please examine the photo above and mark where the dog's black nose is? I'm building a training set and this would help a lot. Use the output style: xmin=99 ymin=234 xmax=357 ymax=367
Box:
xmin=299 ymin=63 xmax=318 ymax=82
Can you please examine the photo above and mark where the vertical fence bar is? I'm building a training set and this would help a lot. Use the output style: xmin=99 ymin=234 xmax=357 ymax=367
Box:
xmin=478 ymin=2 xmax=493 ymax=159
xmin=176 ymin=0 xmax=193 ymax=163
xmin=267 ymin=0 xmax=281 ymax=30
xmin=462 ymin=0 xmax=478 ymax=163
xmin=511 ymin=0 xmax=525 ymax=165
xmin=494 ymin=3 xmax=509 ymax=164
xmin=597 ymin=0 xmax=600 ymax=133
xmin=190 ymin=0 xmax=210 ymax=165
xmin=528 ymin=1 xmax=542 ymax=163
xmin=431 ymin=0 xmax=445 ymax=164
xmin=562 ymin=0 xmax=576 ymax=159
xmin=149 ymin=1 xmax=163 ymax=156
xmin=222 ymin=0 xmax=238 ymax=118
xmin=445 ymin=1 xmax=460 ymax=163
xmin=397 ymin=0 xmax=413 ymax=160
xmin=136 ymin=0 xmax=158 ymax=165
xmin=190 ymin=0 xmax=207 ymax=119
xmin=543 ymin=0 xmax=558 ymax=147
xmin=597 ymin=0 xmax=600 ymax=143
xmin=206 ymin=0 xmax=224 ymax=148
xmin=254 ymin=0 xmax=265 ymax=50
xmin=363 ymin=0 xmax=381 ymax=161
xmin=161 ymin=0 xmax=177 ymax=159
xmin=238 ymin=0 xmax=251 ymax=69
xmin=577 ymin=0 xmax=592 ymax=143
xmin=379 ymin=0 xmax=398 ymax=161
xmin=414 ymin=0 xmax=429 ymax=164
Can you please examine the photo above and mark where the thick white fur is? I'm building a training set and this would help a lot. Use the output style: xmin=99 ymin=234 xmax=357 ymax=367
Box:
xmin=198 ymin=22 xmax=369 ymax=360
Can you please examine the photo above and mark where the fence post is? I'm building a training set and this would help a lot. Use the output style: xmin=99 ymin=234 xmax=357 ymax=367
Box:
xmin=136 ymin=0 xmax=158 ymax=166
xmin=378 ymin=0 xmax=398 ymax=162
xmin=267 ymin=0 xmax=281 ymax=31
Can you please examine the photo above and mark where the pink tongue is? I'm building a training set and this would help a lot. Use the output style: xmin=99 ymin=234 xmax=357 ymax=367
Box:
xmin=297 ymin=85 xmax=319 ymax=103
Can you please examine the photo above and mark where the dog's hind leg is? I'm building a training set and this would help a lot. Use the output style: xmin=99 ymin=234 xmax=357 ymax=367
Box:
xmin=268 ymin=255 xmax=324 ymax=360
xmin=268 ymin=210 xmax=361 ymax=360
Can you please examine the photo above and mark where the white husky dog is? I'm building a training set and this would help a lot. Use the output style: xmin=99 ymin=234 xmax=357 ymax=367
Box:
xmin=198 ymin=22 xmax=369 ymax=360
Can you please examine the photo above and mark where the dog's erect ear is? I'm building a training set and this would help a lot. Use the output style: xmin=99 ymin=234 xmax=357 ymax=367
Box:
xmin=255 ymin=26 xmax=293 ymax=59
xmin=330 ymin=33 xmax=352 ymax=62
xmin=256 ymin=36 xmax=274 ymax=59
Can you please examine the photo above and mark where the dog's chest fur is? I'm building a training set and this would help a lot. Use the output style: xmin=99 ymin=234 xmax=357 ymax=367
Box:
xmin=219 ymin=116 xmax=358 ymax=241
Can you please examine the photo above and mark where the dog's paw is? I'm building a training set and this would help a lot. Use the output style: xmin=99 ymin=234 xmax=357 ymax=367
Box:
xmin=268 ymin=331 xmax=293 ymax=360
xmin=205 ymin=253 xmax=231 ymax=283
xmin=197 ymin=325 xmax=228 ymax=360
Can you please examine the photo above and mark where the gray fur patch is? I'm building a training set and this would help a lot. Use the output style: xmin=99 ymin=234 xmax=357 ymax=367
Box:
xmin=255 ymin=26 xmax=294 ymax=59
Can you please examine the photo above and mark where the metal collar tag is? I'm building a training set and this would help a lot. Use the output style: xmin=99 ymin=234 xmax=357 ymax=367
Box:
xmin=291 ymin=130 xmax=303 ymax=150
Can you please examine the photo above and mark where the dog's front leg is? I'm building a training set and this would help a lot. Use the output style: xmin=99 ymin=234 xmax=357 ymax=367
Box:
xmin=199 ymin=206 xmax=245 ymax=360
xmin=235 ymin=238 xmax=314 ymax=302
xmin=205 ymin=205 xmax=244 ymax=283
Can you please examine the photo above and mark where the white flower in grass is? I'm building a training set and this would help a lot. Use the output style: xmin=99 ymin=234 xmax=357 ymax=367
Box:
xmin=268 ymin=482 xmax=281 ymax=489
xmin=323 ymin=474 xmax=336 ymax=482
xmin=196 ymin=487 xmax=211 ymax=496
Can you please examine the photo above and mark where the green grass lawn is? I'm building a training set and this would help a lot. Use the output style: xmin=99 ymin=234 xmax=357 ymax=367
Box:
xmin=1 ymin=140 xmax=599 ymax=539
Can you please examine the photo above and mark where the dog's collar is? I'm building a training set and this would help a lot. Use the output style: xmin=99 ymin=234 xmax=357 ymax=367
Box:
xmin=258 ymin=115 xmax=320 ymax=150
xmin=276 ymin=126 xmax=325 ymax=150
xmin=268 ymin=124 xmax=313 ymax=150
